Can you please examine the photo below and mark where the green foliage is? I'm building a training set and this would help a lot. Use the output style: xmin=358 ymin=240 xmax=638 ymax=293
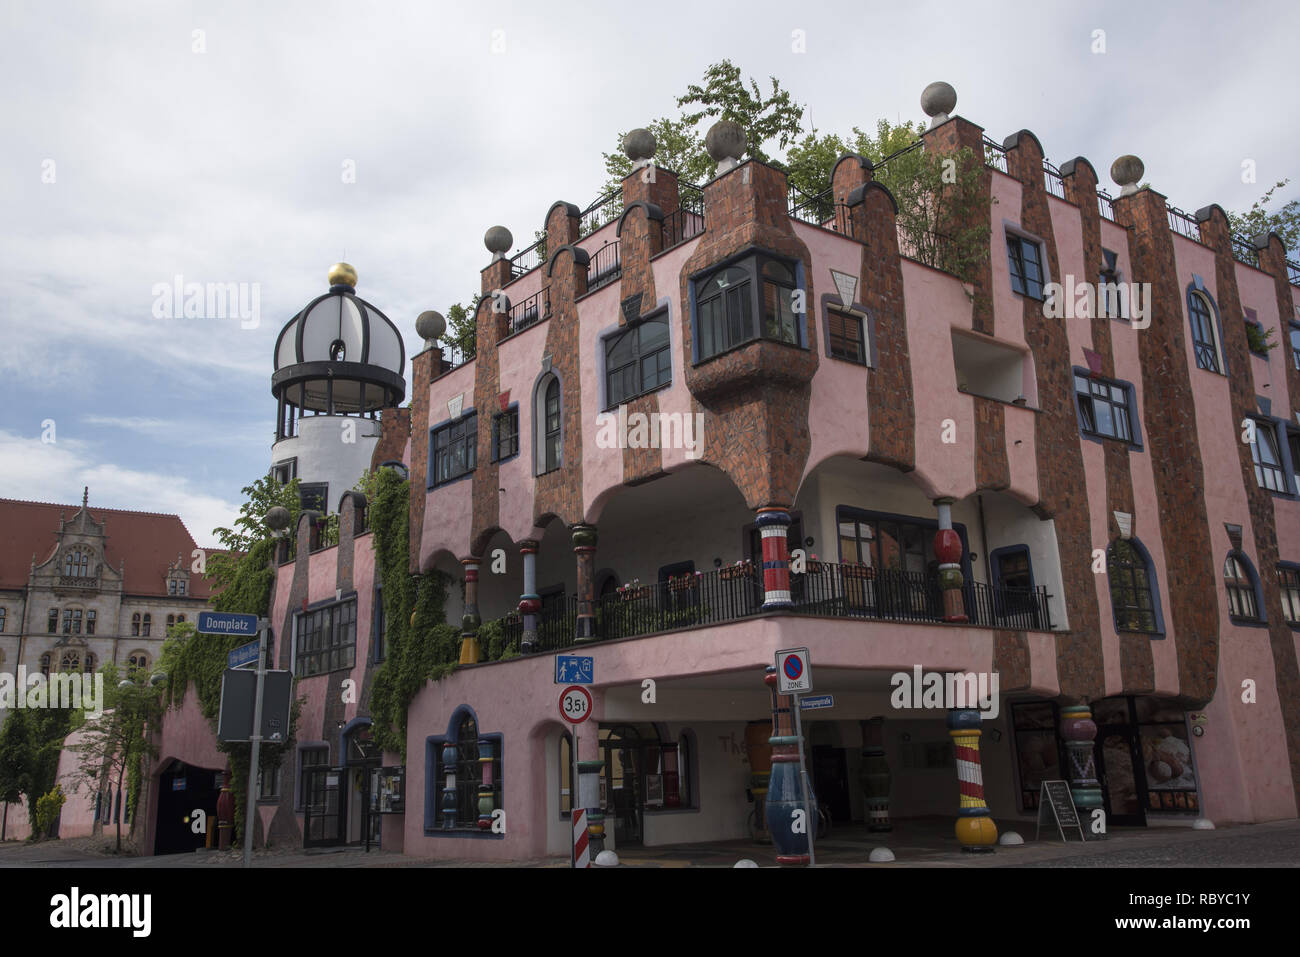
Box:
xmin=1246 ymin=322 xmax=1276 ymax=354
xmin=206 ymin=473 xmax=301 ymax=614
xmin=676 ymin=59 xmax=804 ymax=166
xmin=34 ymin=785 xmax=65 ymax=840
xmin=602 ymin=116 xmax=715 ymax=194
xmin=0 ymin=705 xmax=72 ymax=837
xmin=444 ymin=295 xmax=482 ymax=361
xmin=1228 ymin=179 xmax=1299 ymax=255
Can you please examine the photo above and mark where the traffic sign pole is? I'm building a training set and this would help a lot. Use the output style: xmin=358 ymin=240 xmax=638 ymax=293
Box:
xmin=242 ymin=618 xmax=269 ymax=868
xmin=571 ymin=729 xmax=579 ymax=869
xmin=792 ymin=692 xmax=816 ymax=867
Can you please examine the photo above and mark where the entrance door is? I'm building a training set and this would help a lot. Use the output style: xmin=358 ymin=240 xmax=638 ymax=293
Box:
xmin=303 ymin=767 xmax=346 ymax=847
xmin=810 ymin=746 xmax=852 ymax=823
xmin=1095 ymin=727 xmax=1146 ymax=827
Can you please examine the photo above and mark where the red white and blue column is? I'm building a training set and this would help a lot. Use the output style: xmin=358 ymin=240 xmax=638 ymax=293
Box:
xmin=949 ymin=708 xmax=997 ymax=851
xmin=933 ymin=498 xmax=968 ymax=623
xmin=756 ymin=507 xmax=793 ymax=610
xmin=459 ymin=556 xmax=482 ymax=663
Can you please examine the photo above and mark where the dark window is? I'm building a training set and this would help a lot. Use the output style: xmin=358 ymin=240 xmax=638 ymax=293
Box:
xmin=168 ymin=580 xmax=177 ymax=595
xmin=492 ymin=409 xmax=519 ymax=462
xmin=436 ymin=715 xmax=500 ymax=830
xmin=1099 ymin=249 xmax=1123 ymax=318
xmin=1291 ymin=325 xmax=1300 ymax=372
xmin=272 ymin=458 xmax=297 ymax=485
xmin=62 ymin=608 xmax=81 ymax=634
xmin=0 ymin=608 xmax=5 ymax=632
xmin=40 ymin=654 xmax=50 ymax=677
xmin=431 ymin=414 xmax=477 ymax=486
xmin=295 ymin=597 xmax=357 ymax=676
xmin=1278 ymin=566 xmax=1300 ymax=625
xmin=167 ymin=614 xmax=175 ymax=628
xmin=1107 ymin=540 xmax=1159 ymax=634
xmin=693 ymin=253 xmax=803 ymax=362
xmin=1188 ymin=292 xmax=1221 ymax=372
xmin=1006 ymin=235 xmax=1045 ymax=299
xmin=1224 ymin=554 xmax=1261 ymax=622
xmin=1075 ymin=374 xmax=1133 ymax=442
xmin=177 ymin=580 xmax=186 ymax=596
xmin=299 ymin=748 xmax=328 ymax=807
xmin=64 ymin=550 xmax=89 ymax=577
xmin=827 ymin=309 xmax=867 ymax=364
xmin=543 ymin=379 xmax=561 ymax=473
xmin=86 ymin=610 xmax=95 ymax=635
xmin=48 ymin=608 xmax=58 ymax=633
xmin=128 ymin=652 xmax=149 ymax=672
xmin=257 ymin=763 xmax=282 ymax=800
xmin=605 ymin=315 xmax=671 ymax=407
xmin=1289 ymin=431 xmax=1300 ymax=491
xmin=142 ymin=613 xmax=151 ymax=637
xmin=131 ymin=612 xmax=140 ymax=636
xmin=299 ymin=482 xmax=328 ymax=514
xmin=1250 ymin=420 xmax=1286 ymax=493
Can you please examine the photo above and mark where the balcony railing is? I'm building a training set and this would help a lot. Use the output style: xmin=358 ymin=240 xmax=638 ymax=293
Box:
xmin=1097 ymin=189 xmax=1116 ymax=222
xmin=896 ymin=222 xmax=961 ymax=276
xmin=579 ymin=188 xmax=624 ymax=239
xmin=1167 ymin=204 xmax=1203 ymax=243
xmin=1231 ymin=234 xmax=1260 ymax=269
xmin=1043 ymin=160 xmax=1066 ymax=199
xmin=489 ymin=561 xmax=1052 ymax=653
xmin=439 ymin=330 xmax=476 ymax=372
xmin=789 ymin=186 xmax=855 ymax=237
xmin=57 ymin=575 xmax=98 ymax=589
xmin=503 ymin=288 xmax=550 ymax=339
xmin=1288 ymin=259 xmax=1300 ymax=288
xmin=586 ymin=241 xmax=622 ymax=292
xmin=509 ymin=237 xmax=546 ymax=279
xmin=661 ymin=184 xmax=706 ymax=250
xmin=872 ymin=139 xmax=923 ymax=173
xmin=983 ymin=135 xmax=1008 ymax=174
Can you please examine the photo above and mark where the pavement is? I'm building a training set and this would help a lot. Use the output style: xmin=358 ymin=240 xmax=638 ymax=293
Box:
xmin=2 ymin=815 xmax=1297 ymax=867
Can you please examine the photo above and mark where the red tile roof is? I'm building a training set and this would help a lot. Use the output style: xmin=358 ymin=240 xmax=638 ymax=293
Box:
xmin=0 ymin=498 xmax=224 ymax=599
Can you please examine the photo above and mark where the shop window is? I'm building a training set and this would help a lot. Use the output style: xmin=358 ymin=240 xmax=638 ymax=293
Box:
xmin=1010 ymin=701 xmax=1063 ymax=812
xmin=298 ymin=747 xmax=329 ymax=810
xmin=1135 ymin=698 xmax=1199 ymax=814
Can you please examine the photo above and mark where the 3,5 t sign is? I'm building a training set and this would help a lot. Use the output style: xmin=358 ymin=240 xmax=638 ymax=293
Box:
xmin=559 ymin=685 xmax=592 ymax=724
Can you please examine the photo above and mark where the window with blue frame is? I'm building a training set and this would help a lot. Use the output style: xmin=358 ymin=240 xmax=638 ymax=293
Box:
xmin=492 ymin=407 xmax=519 ymax=462
xmin=692 ymin=251 xmax=804 ymax=362
xmin=430 ymin=712 xmax=502 ymax=833
xmin=1249 ymin=419 xmax=1287 ymax=493
xmin=1107 ymin=539 xmax=1161 ymax=634
xmin=1075 ymin=373 xmax=1134 ymax=443
xmin=431 ymin=414 xmax=477 ymax=486
xmin=1223 ymin=552 xmax=1264 ymax=623
xmin=605 ymin=312 xmax=671 ymax=407
xmin=1187 ymin=291 xmax=1222 ymax=373
xmin=1006 ymin=234 xmax=1045 ymax=299
xmin=1277 ymin=565 xmax=1300 ymax=625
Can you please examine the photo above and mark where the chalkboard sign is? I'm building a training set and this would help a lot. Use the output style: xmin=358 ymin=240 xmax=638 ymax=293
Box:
xmin=1035 ymin=780 xmax=1086 ymax=843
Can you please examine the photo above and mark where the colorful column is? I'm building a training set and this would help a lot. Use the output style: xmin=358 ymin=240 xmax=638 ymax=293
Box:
xmin=476 ymin=738 xmax=495 ymax=830
xmin=744 ymin=720 xmax=773 ymax=843
xmin=948 ymin=708 xmax=997 ymax=851
xmin=441 ymin=741 xmax=458 ymax=830
xmin=763 ymin=667 xmax=811 ymax=866
xmin=459 ymin=557 xmax=482 ymax=664
xmin=1060 ymin=704 xmax=1103 ymax=837
xmin=572 ymin=524 xmax=598 ymax=643
xmin=577 ymin=748 xmax=605 ymax=853
xmin=858 ymin=717 xmax=892 ymax=831
xmin=756 ymin=507 xmax=793 ymax=610
xmin=933 ymin=498 xmax=968 ymax=622
xmin=518 ymin=539 xmax=541 ymax=654
xmin=662 ymin=742 xmax=681 ymax=808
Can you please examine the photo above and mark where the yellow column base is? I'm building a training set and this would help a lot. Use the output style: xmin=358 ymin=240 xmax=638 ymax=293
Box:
xmin=458 ymin=636 xmax=481 ymax=665
xmin=955 ymin=815 xmax=998 ymax=848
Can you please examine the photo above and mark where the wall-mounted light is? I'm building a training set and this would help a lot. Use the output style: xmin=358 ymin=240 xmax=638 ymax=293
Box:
xmin=804 ymin=536 xmax=815 ymax=548
xmin=713 ymin=557 xmax=722 ymax=568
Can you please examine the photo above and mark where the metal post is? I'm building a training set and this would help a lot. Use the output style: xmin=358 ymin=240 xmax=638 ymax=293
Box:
xmin=792 ymin=695 xmax=815 ymax=867
xmin=571 ymin=730 xmax=579 ymax=869
xmin=243 ymin=618 xmax=268 ymax=868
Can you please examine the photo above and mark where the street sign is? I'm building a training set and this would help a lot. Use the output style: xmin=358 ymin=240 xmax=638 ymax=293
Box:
xmin=228 ymin=639 xmax=261 ymax=670
xmin=197 ymin=611 xmax=259 ymax=637
xmin=217 ymin=669 xmax=293 ymax=743
xmin=559 ymin=685 xmax=593 ymax=724
xmin=799 ymin=694 xmax=834 ymax=711
xmin=555 ymin=655 xmax=594 ymax=685
xmin=776 ymin=647 xmax=813 ymax=694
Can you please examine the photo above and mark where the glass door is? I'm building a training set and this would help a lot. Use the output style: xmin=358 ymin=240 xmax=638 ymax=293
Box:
xmin=304 ymin=767 xmax=346 ymax=847
xmin=1095 ymin=727 xmax=1147 ymax=827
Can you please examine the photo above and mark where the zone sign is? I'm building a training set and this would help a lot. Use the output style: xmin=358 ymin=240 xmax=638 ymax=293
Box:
xmin=776 ymin=647 xmax=813 ymax=694
xmin=559 ymin=685 xmax=593 ymax=724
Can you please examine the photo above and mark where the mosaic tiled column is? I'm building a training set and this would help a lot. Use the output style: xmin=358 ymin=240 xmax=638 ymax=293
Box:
xmin=662 ymin=742 xmax=681 ymax=808
xmin=1060 ymin=704 xmax=1104 ymax=837
xmin=441 ymin=740 xmax=458 ymax=830
xmin=476 ymin=738 xmax=495 ymax=830
xmin=858 ymin=717 xmax=892 ymax=832
xmin=459 ymin=556 xmax=482 ymax=664
xmin=949 ymin=708 xmax=997 ymax=851
xmin=756 ymin=507 xmax=793 ymax=610
xmin=518 ymin=539 xmax=540 ymax=654
xmin=763 ymin=667 xmax=810 ymax=866
xmin=933 ymin=498 xmax=968 ymax=622
xmin=572 ymin=524 xmax=598 ymax=643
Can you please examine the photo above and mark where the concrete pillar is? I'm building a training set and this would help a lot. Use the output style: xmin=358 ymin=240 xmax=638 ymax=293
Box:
xmin=572 ymin=524 xmax=598 ymax=642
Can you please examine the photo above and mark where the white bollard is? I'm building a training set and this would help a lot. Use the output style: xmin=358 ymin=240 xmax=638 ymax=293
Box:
xmin=594 ymin=850 xmax=620 ymax=867
xmin=998 ymin=831 xmax=1025 ymax=846
xmin=868 ymin=847 xmax=895 ymax=862
xmin=734 ymin=859 xmax=759 ymax=868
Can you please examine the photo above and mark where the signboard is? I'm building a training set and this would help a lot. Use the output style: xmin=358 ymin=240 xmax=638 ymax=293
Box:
xmin=228 ymin=639 xmax=261 ymax=670
xmin=559 ymin=685 xmax=593 ymax=724
xmin=776 ymin=647 xmax=813 ymax=694
xmin=197 ymin=611 xmax=259 ymax=637
xmin=377 ymin=766 xmax=405 ymax=814
xmin=1035 ymin=779 xmax=1086 ymax=843
xmin=217 ymin=668 xmax=293 ymax=743
xmin=555 ymin=655 xmax=594 ymax=685
xmin=799 ymin=694 xmax=834 ymax=711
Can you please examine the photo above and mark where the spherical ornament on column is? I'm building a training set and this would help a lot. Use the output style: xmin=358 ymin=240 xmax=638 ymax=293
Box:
xmin=1060 ymin=705 xmax=1097 ymax=742
xmin=920 ymin=82 xmax=957 ymax=126
xmin=484 ymin=226 xmax=513 ymax=261
xmin=933 ymin=527 xmax=963 ymax=565
xmin=1110 ymin=155 xmax=1144 ymax=197
xmin=623 ymin=128 xmax=657 ymax=167
xmin=938 ymin=566 xmax=964 ymax=590
xmin=327 ymin=262 xmax=358 ymax=289
xmin=955 ymin=814 xmax=998 ymax=848
xmin=265 ymin=505 xmax=291 ymax=533
xmin=705 ymin=120 xmax=746 ymax=172
xmin=415 ymin=310 xmax=446 ymax=344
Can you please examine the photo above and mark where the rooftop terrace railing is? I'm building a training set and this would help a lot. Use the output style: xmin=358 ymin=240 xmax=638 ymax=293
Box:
xmin=586 ymin=240 xmax=622 ymax=292
xmin=439 ymin=328 xmax=476 ymax=372
xmin=1166 ymin=204 xmax=1203 ymax=243
xmin=1097 ymin=189 xmax=1117 ymax=222
xmin=872 ymin=139 xmax=924 ymax=173
xmin=1231 ymin=234 xmax=1260 ymax=269
xmin=509 ymin=237 xmax=546 ymax=279
xmin=1288 ymin=259 xmax=1300 ymax=287
xmin=1043 ymin=160 xmax=1066 ymax=199
xmin=983 ymin=135 xmax=1008 ymax=174
xmin=660 ymin=183 xmax=706 ymax=251
xmin=579 ymin=188 xmax=624 ymax=240
xmin=502 ymin=288 xmax=550 ymax=339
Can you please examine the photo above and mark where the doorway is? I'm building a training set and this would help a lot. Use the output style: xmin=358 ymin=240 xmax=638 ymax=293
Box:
xmin=1093 ymin=701 xmax=1147 ymax=827
xmin=344 ymin=722 xmax=382 ymax=846
xmin=303 ymin=766 xmax=346 ymax=847
xmin=153 ymin=761 xmax=222 ymax=855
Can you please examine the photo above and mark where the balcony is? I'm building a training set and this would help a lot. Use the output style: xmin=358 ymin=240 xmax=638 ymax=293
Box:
xmin=56 ymin=575 xmax=99 ymax=590
xmin=495 ymin=561 xmax=1052 ymax=655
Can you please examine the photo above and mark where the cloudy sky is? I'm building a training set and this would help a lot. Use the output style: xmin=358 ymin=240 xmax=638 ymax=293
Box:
xmin=2 ymin=0 xmax=1295 ymax=546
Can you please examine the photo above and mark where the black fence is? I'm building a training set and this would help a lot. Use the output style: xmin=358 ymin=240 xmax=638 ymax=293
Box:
xmin=1231 ymin=235 xmax=1260 ymax=269
xmin=1167 ymin=205 xmax=1203 ymax=243
xmin=1097 ymin=189 xmax=1116 ymax=222
xmin=586 ymin=241 xmax=621 ymax=291
xmin=1043 ymin=161 xmax=1065 ymax=199
xmin=509 ymin=238 xmax=546 ymax=278
xmin=503 ymin=288 xmax=549 ymax=339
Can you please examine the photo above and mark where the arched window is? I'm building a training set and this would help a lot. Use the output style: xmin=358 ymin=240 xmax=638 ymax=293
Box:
xmin=142 ymin=614 xmax=151 ymax=637
xmin=1187 ymin=290 xmax=1222 ymax=373
xmin=60 ymin=650 xmax=81 ymax=673
xmin=63 ymin=549 xmax=89 ymax=578
xmin=128 ymin=651 xmax=149 ymax=673
xmin=178 ymin=613 xmax=186 ymax=623
xmin=85 ymin=652 xmax=95 ymax=673
xmin=40 ymin=654 xmax=50 ymax=677
xmin=1107 ymin=539 xmax=1161 ymax=634
xmin=131 ymin=613 xmax=141 ymax=636
xmin=1224 ymin=552 xmax=1264 ymax=623
xmin=535 ymin=374 xmax=562 ymax=475
xmin=454 ymin=713 xmax=479 ymax=828
xmin=166 ymin=614 xmax=175 ymax=628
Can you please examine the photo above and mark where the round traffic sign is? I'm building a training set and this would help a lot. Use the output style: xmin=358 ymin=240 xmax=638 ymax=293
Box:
xmin=783 ymin=655 xmax=803 ymax=681
xmin=559 ymin=685 xmax=593 ymax=724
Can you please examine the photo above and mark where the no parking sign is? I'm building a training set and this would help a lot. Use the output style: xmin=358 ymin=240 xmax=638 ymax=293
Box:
xmin=776 ymin=647 xmax=813 ymax=694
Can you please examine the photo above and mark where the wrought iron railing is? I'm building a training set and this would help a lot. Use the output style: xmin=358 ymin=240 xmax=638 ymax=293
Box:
xmin=501 ymin=595 xmax=578 ymax=654
xmin=440 ymin=329 xmax=476 ymax=371
xmin=1043 ymin=160 xmax=1065 ymax=199
xmin=1097 ymin=189 xmax=1116 ymax=222
xmin=872 ymin=139 xmax=924 ymax=173
xmin=661 ymin=184 xmax=706 ymax=250
xmin=509 ymin=238 xmax=546 ymax=278
xmin=1166 ymin=204 xmax=1203 ymax=243
xmin=503 ymin=288 xmax=550 ymax=339
xmin=579 ymin=188 xmax=624 ymax=239
xmin=965 ymin=579 xmax=1053 ymax=631
xmin=983 ymin=135 xmax=1008 ymax=174
xmin=1288 ymin=259 xmax=1300 ymax=287
xmin=896 ymin=222 xmax=961 ymax=276
xmin=586 ymin=241 xmax=621 ymax=291
xmin=1231 ymin=234 xmax=1260 ymax=269
xmin=789 ymin=184 xmax=835 ymax=225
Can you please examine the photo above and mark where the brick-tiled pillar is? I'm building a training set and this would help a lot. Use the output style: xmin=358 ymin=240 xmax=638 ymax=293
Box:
xmin=1060 ymin=704 xmax=1103 ymax=836
xmin=518 ymin=539 xmax=540 ymax=654
xmin=933 ymin=498 xmax=968 ymax=622
xmin=459 ymin=557 xmax=482 ymax=664
xmin=571 ymin=524 xmax=598 ymax=642
xmin=948 ymin=708 xmax=996 ymax=851
xmin=757 ymin=507 xmax=793 ymax=610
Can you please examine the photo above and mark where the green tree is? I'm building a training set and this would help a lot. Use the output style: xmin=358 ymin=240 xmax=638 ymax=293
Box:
xmin=601 ymin=116 xmax=714 ymax=194
xmin=69 ymin=664 xmax=162 ymax=852
xmin=205 ymin=473 xmax=301 ymax=614
xmin=0 ymin=711 xmax=33 ymax=840
xmin=444 ymin=295 xmax=482 ymax=363
xmin=1229 ymin=179 xmax=1299 ymax=254
xmin=676 ymin=59 xmax=804 ymax=166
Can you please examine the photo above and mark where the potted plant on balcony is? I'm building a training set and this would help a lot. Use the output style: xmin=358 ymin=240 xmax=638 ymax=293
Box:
xmin=668 ymin=573 xmax=695 ymax=593
xmin=720 ymin=560 xmax=754 ymax=582
xmin=805 ymin=553 xmax=824 ymax=575
xmin=844 ymin=561 xmax=875 ymax=580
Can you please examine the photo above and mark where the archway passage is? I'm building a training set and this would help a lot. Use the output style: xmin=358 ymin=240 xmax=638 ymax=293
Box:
xmin=153 ymin=760 xmax=223 ymax=855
